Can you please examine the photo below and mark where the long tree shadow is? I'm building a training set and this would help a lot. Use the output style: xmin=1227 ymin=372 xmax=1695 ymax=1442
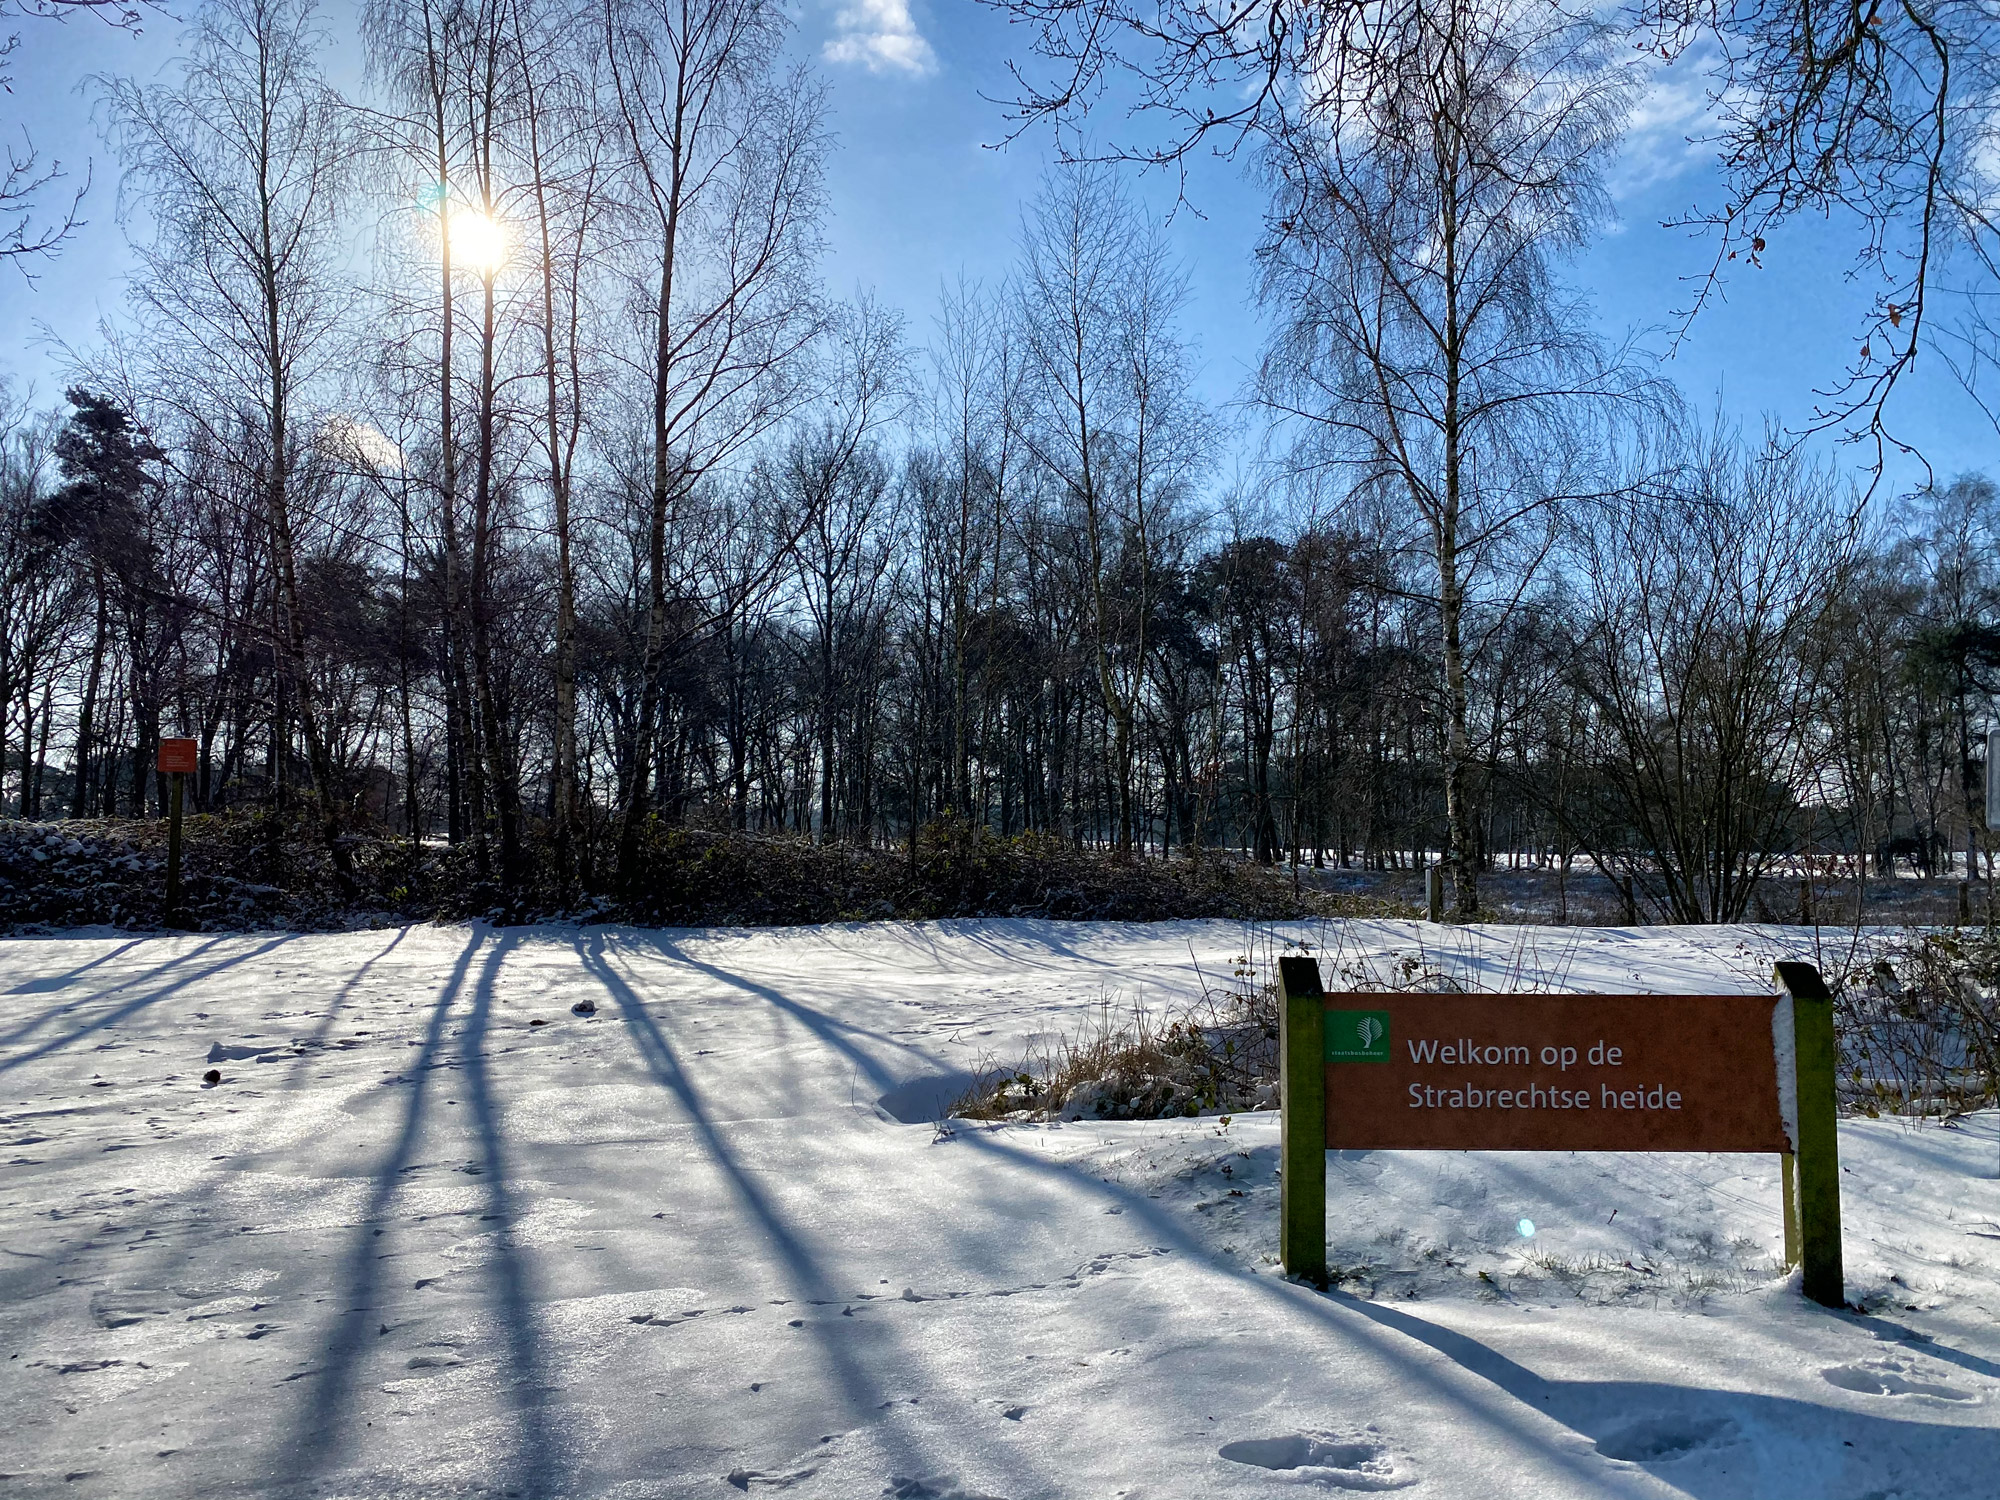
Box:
xmin=949 ymin=1118 xmax=2000 ymax=1492
xmin=273 ymin=924 xmax=486 ymax=1492
xmin=1326 ymin=1291 xmax=2000 ymax=1496
xmin=625 ymin=929 xmax=931 ymax=1094
xmin=590 ymin=929 xmax=2000 ymax=1495
xmin=578 ymin=932 xmax=889 ymax=1404
xmin=1826 ymin=1311 xmax=2000 ymax=1383
xmin=5 ymin=936 xmax=151 ymax=995
xmin=0 ymin=934 xmax=235 ymax=1050
xmin=579 ymin=930 xmax=1045 ymax=1486
xmin=21 ymin=929 xmax=421 ymax=1300
xmin=0 ymin=933 xmax=298 ymax=1074
xmin=266 ymin=927 xmax=413 ymax=1107
xmin=940 ymin=1122 xmax=1629 ymax=1478
xmin=921 ymin=917 xmax=1165 ymax=974
xmin=456 ymin=928 xmax=560 ymax=1495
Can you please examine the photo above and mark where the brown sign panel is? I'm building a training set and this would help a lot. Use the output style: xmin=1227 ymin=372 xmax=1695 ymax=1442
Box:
xmin=1324 ymin=993 xmax=1789 ymax=1153
xmin=156 ymin=738 xmax=198 ymax=775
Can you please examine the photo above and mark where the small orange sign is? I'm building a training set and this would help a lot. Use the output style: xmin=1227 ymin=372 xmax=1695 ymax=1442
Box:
xmin=156 ymin=738 xmax=198 ymax=775
xmin=1324 ymin=992 xmax=1789 ymax=1154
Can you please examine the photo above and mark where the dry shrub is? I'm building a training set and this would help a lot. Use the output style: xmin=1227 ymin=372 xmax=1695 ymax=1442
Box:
xmin=950 ymin=985 xmax=1281 ymax=1122
xmin=951 ymin=921 xmax=1590 ymax=1123
xmin=1832 ymin=932 xmax=2000 ymax=1118
xmin=951 ymin=926 xmax=1305 ymax=1121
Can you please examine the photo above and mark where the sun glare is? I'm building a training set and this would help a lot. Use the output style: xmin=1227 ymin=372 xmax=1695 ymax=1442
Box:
xmin=448 ymin=208 xmax=507 ymax=273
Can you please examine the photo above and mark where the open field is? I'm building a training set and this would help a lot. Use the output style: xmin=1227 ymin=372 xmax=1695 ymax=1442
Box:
xmin=1296 ymin=865 xmax=2000 ymax=928
xmin=3 ymin=919 xmax=1997 ymax=1498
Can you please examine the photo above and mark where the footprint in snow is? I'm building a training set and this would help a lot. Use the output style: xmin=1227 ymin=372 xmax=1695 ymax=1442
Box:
xmin=1594 ymin=1415 xmax=1739 ymax=1463
xmin=1822 ymin=1357 xmax=1975 ymax=1401
xmin=1218 ymin=1431 xmax=1416 ymax=1490
xmin=726 ymin=1465 xmax=819 ymax=1490
xmin=883 ymin=1477 xmax=1008 ymax=1500
xmin=88 ymin=1289 xmax=179 ymax=1329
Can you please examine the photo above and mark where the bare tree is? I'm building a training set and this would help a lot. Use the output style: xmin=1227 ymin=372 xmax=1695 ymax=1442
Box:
xmin=364 ymin=0 xmax=496 ymax=867
xmin=1016 ymin=164 xmax=1205 ymax=855
xmin=1255 ymin=0 xmax=1636 ymax=913
xmin=102 ymin=0 xmax=357 ymax=887
xmin=510 ymin=0 xmax=603 ymax=890
xmin=1889 ymin=475 xmax=2000 ymax=880
xmin=0 ymin=0 xmax=161 ymax=262
xmin=928 ymin=275 xmax=995 ymax=820
xmin=1640 ymin=0 xmax=2000 ymax=468
xmin=1567 ymin=426 xmax=1855 ymax=923
xmin=600 ymin=0 xmax=829 ymax=884
xmin=988 ymin=0 xmax=2000 ymax=471
xmin=0 ymin=392 xmax=76 ymax=812
xmin=777 ymin=295 xmax=908 ymax=840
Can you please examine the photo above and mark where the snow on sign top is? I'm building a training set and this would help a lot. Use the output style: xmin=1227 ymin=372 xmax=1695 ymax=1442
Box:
xmin=156 ymin=738 xmax=198 ymax=774
xmin=1323 ymin=992 xmax=1791 ymax=1154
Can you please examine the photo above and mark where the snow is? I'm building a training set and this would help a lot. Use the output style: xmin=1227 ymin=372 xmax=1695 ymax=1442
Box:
xmin=2 ymin=918 xmax=1997 ymax=1499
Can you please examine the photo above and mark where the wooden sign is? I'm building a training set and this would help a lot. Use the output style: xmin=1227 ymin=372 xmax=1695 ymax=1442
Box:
xmin=1322 ymin=993 xmax=1790 ymax=1154
xmin=1277 ymin=958 xmax=1843 ymax=1308
xmin=156 ymin=738 xmax=198 ymax=774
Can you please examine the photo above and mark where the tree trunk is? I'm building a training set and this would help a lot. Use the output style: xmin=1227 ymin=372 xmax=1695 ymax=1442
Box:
xmin=617 ymin=196 xmax=685 ymax=890
xmin=521 ymin=59 xmax=582 ymax=891
xmin=469 ymin=259 xmax=521 ymax=884
xmin=72 ymin=569 xmax=108 ymax=819
xmin=1437 ymin=182 xmax=1479 ymax=920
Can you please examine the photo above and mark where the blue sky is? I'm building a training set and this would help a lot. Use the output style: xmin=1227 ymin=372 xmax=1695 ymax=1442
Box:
xmin=2 ymin=0 xmax=1992 ymax=499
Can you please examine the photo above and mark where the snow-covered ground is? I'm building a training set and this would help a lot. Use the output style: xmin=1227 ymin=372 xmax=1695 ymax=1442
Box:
xmin=3 ymin=918 xmax=1997 ymax=1499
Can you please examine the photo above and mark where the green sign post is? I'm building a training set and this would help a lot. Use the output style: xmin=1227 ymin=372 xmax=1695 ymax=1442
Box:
xmin=1774 ymin=960 xmax=1843 ymax=1306
xmin=1278 ymin=957 xmax=1327 ymax=1284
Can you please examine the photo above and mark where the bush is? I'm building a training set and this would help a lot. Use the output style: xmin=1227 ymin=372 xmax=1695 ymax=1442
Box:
xmin=1832 ymin=932 xmax=2000 ymax=1118
xmin=0 ymin=812 xmax=1403 ymax=933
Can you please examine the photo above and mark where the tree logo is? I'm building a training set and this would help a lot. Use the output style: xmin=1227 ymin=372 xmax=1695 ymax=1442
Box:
xmin=1325 ymin=1009 xmax=1392 ymax=1062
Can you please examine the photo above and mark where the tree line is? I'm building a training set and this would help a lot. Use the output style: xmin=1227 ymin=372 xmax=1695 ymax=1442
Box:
xmin=2 ymin=0 xmax=1999 ymax=922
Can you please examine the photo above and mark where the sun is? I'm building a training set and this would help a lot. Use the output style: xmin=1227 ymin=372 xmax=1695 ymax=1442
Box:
xmin=448 ymin=208 xmax=506 ymax=273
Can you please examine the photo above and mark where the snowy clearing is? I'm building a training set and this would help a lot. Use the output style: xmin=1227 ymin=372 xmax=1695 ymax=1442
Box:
xmin=3 ymin=919 xmax=1997 ymax=1499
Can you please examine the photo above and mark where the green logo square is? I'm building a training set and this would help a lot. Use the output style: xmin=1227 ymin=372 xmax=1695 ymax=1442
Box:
xmin=1326 ymin=1009 xmax=1391 ymax=1061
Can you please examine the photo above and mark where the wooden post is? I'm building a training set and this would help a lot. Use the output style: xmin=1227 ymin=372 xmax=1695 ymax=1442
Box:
xmin=1278 ymin=955 xmax=1327 ymax=1286
xmin=1775 ymin=961 xmax=1843 ymax=1307
xmin=1426 ymin=864 xmax=1443 ymax=924
xmin=1779 ymin=1151 xmax=1799 ymax=1266
xmin=166 ymin=771 xmax=185 ymax=920
xmin=156 ymin=739 xmax=197 ymax=927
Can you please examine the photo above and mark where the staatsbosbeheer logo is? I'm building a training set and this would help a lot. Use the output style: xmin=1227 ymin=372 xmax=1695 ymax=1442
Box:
xmin=1325 ymin=1008 xmax=1392 ymax=1062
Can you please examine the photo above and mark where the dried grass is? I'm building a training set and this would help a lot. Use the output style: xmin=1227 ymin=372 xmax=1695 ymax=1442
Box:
xmin=951 ymin=920 xmax=1589 ymax=1122
xmin=1829 ymin=931 xmax=2000 ymax=1118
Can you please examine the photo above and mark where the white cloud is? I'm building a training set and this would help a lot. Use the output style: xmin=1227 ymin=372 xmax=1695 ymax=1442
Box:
xmin=1609 ymin=52 xmax=1725 ymax=201
xmin=1961 ymin=103 xmax=2000 ymax=224
xmin=319 ymin=417 xmax=405 ymax=473
xmin=823 ymin=0 xmax=937 ymax=77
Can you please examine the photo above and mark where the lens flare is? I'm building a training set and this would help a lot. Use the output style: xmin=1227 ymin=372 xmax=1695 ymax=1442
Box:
xmin=447 ymin=208 xmax=506 ymax=273
xmin=1517 ymin=1218 xmax=1536 ymax=1239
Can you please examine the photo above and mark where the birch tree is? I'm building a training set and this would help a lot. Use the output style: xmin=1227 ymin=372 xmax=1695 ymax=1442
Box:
xmin=1256 ymin=0 xmax=1636 ymax=913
